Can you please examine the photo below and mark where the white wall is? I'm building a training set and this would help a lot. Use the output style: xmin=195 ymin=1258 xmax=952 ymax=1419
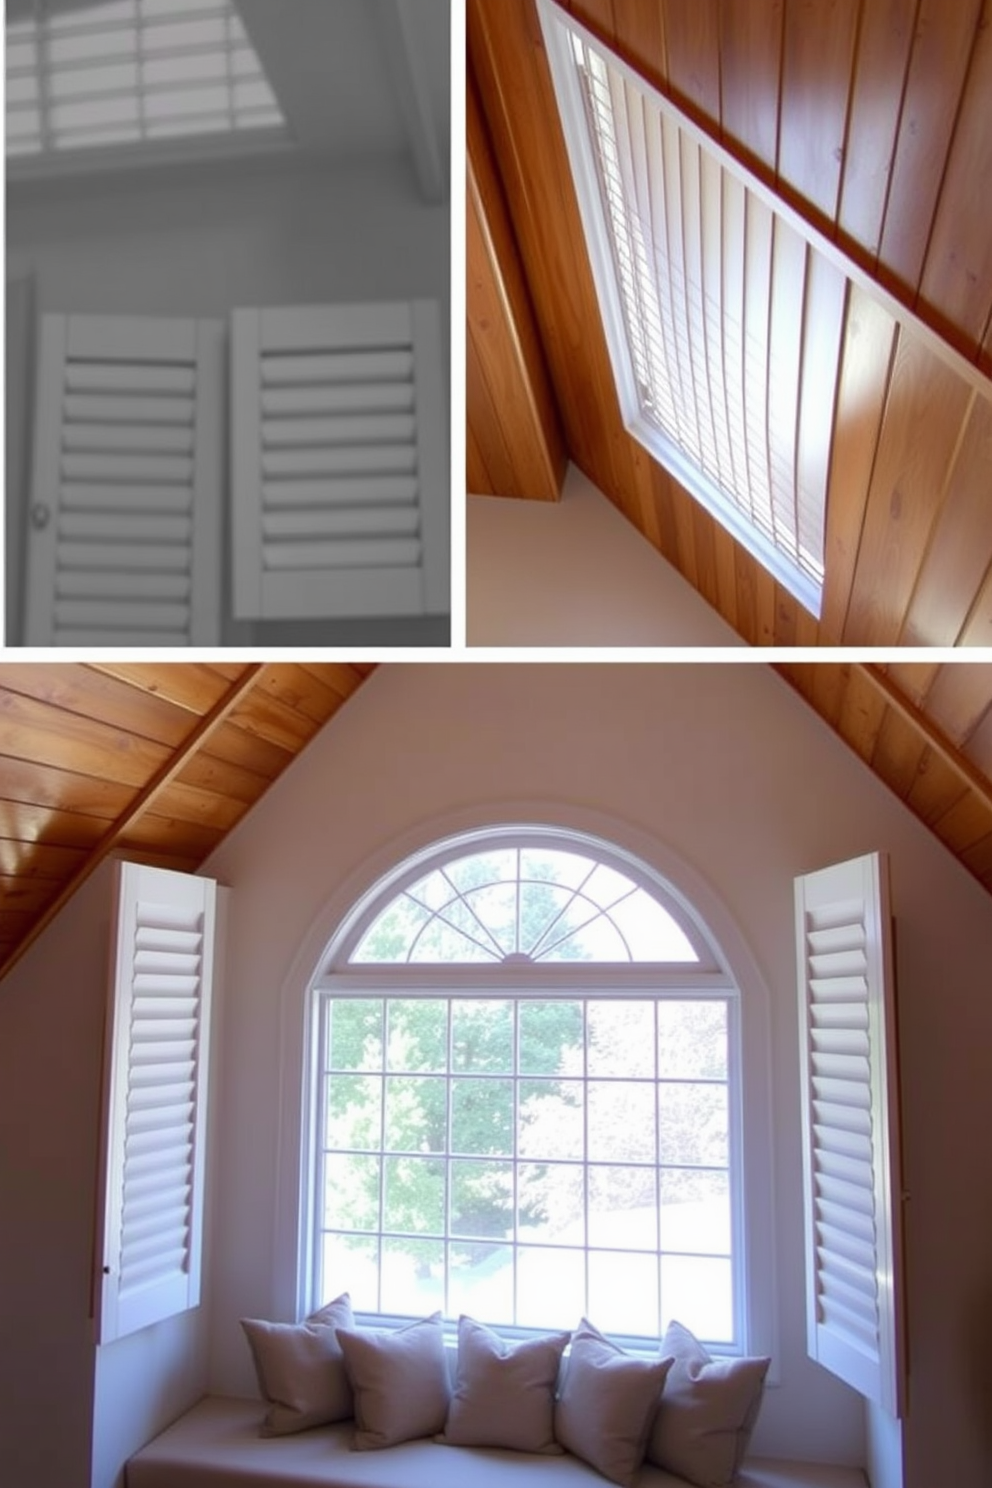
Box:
xmin=197 ymin=662 xmax=992 ymax=1486
xmin=467 ymin=466 xmax=746 ymax=647
xmin=0 ymin=861 xmax=208 ymax=1488
xmin=6 ymin=152 xmax=450 ymax=647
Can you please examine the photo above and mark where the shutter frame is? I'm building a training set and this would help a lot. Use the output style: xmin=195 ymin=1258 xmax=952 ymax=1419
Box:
xmin=794 ymin=851 xmax=905 ymax=1417
xmin=24 ymin=312 xmax=224 ymax=646
xmin=96 ymin=863 xmax=217 ymax=1345
xmin=231 ymin=298 xmax=449 ymax=621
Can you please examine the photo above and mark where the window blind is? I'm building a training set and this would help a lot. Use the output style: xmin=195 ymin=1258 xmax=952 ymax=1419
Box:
xmin=6 ymin=0 xmax=284 ymax=159
xmin=794 ymin=852 xmax=905 ymax=1417
xmin=97 ymin=863 xmax=217 ymax=1345
xmin=537 ymin=0 xmax=848 ymax=617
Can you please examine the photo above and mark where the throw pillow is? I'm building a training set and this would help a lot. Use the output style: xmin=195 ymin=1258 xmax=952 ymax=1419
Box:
xmin=337 ymin=1312 xmax=450 ymax=1450
xmin=440 ymin=1314 xmax=568 ymax=1453
xmin=555 ymin=1319 xmax=674 ymax=1487
xmin=240 ymin=1292 xmax=355 ymax=1436
xmin=647 ymin=1320 xmax=771 ymax=1487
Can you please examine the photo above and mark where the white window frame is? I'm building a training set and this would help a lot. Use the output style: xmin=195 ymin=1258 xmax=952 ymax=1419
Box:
xmin=297 ymin=823 xmax=774 ymax=1360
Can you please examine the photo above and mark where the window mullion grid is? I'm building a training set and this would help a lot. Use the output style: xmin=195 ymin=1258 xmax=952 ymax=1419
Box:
xmin=376 ymin=1001 xmax=388 ymax=1315
xmin=581 ymin=997 xmax=590 ymax=1322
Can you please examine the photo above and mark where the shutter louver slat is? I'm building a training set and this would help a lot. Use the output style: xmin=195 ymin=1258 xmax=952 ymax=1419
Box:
xmin=97 ymin=865 xmax=217 ymax=1344
xmin=232 ymin=301 xmax=448 ymax=620
xmin=795 ymin=853 xmax=904 ymax=1417
xmin=25 ymin=314 xmax=223 ymax=645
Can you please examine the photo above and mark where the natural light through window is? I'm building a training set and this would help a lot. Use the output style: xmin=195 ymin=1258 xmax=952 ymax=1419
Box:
xmin=309 ymin=833 xmax=743 ymax=1351
xmin=6 ymin=0 xmax=285 ymax=160
xmin=538 ymin=0 xmax=849 ymax=617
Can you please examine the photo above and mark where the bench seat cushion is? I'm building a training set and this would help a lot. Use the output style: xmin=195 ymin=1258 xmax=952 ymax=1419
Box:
xmin=126 ymin=1396 xmax=867 ymax=1488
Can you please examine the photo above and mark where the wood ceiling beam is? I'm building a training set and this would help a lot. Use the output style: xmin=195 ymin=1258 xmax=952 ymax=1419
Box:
xmin=858 ymin=663 xmax=992 ymax=815
xmin=0 ymin=664 xmax=265 ymax=986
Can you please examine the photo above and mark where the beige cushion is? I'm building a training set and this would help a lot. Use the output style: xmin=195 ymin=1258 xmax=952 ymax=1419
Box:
xmin=555 ymin=1320 xmax=674 ymax=1487
xmin=440 ymin=1314 xmax=568 ymax=1453
xmin=648 ymin=1320 xmax=771 ymax=1486
xmin=240 ymin=1293 xmax=355 ymax=1436
xmin=337 ymin=1313 xmax=450 ymax=1450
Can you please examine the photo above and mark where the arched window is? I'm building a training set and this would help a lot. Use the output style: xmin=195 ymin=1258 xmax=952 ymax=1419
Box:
xmin=304 ymin=826 xmax=749 ymax=1352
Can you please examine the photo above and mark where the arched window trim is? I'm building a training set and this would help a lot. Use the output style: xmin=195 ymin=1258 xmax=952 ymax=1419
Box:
xmin=315 ymin=824 xmax=725 ymax=977
xmin=272 ymin=805 xmax=777 ymax=1373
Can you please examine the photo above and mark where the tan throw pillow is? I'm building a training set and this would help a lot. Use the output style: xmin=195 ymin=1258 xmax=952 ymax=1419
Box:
xmin=337 ymin=1313 xmax=450 ymax=1450
xmin=440 ymin=1314 xmax=568 ymax=1453
xmin=647 ymin=1320 xmax=771 ymax=1486
xmin=240 ymin=1292 xmax=355 ymax=1436
xmin=555 ymin=1320 xmax=674 ymax=1487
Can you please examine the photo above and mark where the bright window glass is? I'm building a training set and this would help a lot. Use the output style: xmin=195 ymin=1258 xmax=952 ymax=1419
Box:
xmin=310 ymin=830 xmax=743 ymax=1351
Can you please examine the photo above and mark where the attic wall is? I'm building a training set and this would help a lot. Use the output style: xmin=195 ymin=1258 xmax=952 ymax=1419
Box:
xmin=0 ymin=860 xmax=211 ymax=1488
xmin=467 ymin=464 xmax=746 ymax=646
xmin=6 ymin=153 xmax=449 ymax=648
xmin=198 ymin=662 xmax=992 ymax=1484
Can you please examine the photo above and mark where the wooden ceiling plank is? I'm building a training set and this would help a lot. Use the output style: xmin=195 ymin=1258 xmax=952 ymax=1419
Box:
xmin=0 ymin=800 xmax=111 ymax=852
xmin=881 ymin=660 xmax=941 ymax=710
xmin=175 ymin=750 xmax=271 ymax=807
xmin=658 ymin=0 xmax=721 ymax=124
xmin=140 ymin=780 xmax=250 ymax=834
xmin=116 ymin=814 xmax=228 ymax=859
xmin=256 ymin=662 xmax=362 ymax=726
xmin=842 ymin=333 xmax=974 ymax=644
xmin=468 ymin=62 xmax=567 ymax=502
xmin=958 ymin=565 xmax=992 ymax=648
xmin=0 ymin=686 xmax=172 ymax=789
xmin=837 ymin=0 xmax=918 ymax=262
xmin=917 ymin=1 xmax=992 ymax=358
xmin=962 ymin=704 xmax=992 ymax=780
xmin=717 ymin=0 xmax=783 ymax=170
xmin=863 ymin=663 xmax=992 ymax=801
xmin=0 ymin=664 xmax=264 ymax=983
xmin=201 ymin=718 xmax=294 ymax=778
xmin=905 ymin=746 xmax=969 ymax=829
xmin=870 ymin=705 xmax=931 ymax=802
xmin=899 ymin=390 xmax=992 ymax=645
xmin=931 ymin=788 xmax=992 ymax=855
xmin=836 ymin=666 xmax=889 ymax=762
xmin=0 ymin=876 xmax=63 ymax=917
xmin=960 ymin=828 xmax=992 ymax=887
xmin=913 ymin=663 xmax=992 ymax=749
xmin=86 ymin=661 xmax=239 ymax=716
xmin=227 ymin=692 xmax=320 ymax=755
xmin=778 ymin=0 xmax=860 ymax=224
xmin=0 ymin=662 xmax=202 ymax=750
xmin=611 ymin=0 xmax=669 ymax=98
xmin=876 ymin=0 xmax=984 ymax=300
xmin=0 ymin=755 xmax=135 ymax=819
xmin=0 ymin=840 xmax=88 ymax=881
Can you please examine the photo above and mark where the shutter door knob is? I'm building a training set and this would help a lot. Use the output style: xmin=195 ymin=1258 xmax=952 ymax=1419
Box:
xmin=31 ymin=503 xmax=51 ymax=530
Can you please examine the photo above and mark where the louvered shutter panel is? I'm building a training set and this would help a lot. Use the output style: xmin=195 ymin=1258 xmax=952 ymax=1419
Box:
xmin=231 ymin=299 xmax=448 ymax=620
xmin=794 ymin=852 xmax=904 ymax=1416
xmin=24 ymin=313 xmax=224 ymax=646
xmin=97 ymin=863 xmax=217 ymax=1345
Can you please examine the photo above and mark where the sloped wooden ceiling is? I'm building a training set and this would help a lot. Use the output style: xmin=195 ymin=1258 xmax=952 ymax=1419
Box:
xmin=467 ymin=0 xmax=992 ymax=646
xmin=0 ymin=661 xmax=374 ymax=981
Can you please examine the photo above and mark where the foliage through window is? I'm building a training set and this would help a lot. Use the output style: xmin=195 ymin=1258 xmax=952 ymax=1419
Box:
xmin=308 ymin=832 xmax=743 ymax=1350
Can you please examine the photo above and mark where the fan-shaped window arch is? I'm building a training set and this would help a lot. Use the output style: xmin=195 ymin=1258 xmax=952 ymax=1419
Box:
xmin=306 ymin=825 xmax=748 ymax=1352
xmin=344 ymin=837 xmax=715 ymax=967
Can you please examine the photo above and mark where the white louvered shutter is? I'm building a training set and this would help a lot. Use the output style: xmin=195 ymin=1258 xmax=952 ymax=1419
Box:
xmin=231 ymin=299 xmax=448 ymax=621
xmin=97 ymin=863 xmax=217 ymax=1345
xmin=24 ymin=313 xmax=224 ymax=646
xmin=794 ymin=852 xmax=905 ymax=1417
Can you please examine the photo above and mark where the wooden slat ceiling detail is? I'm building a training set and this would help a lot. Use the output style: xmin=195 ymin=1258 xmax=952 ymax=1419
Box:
xmin=776 ymin=661 xmax=992 ymax=894
xmin=467 ymin=0 xmax=992 ymax=646
xmin=0 ymin=661 xmax=375 ymax=982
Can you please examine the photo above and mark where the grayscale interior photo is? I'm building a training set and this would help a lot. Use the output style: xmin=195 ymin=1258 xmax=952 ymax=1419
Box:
xmin=5 ymin=0 xmax=451 ymax=648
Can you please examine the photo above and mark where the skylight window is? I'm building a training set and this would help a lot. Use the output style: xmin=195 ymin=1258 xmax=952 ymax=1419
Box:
xmin=537 ymin=0 xmax=850 ymax=617
xmin=6 ymin=0 xmax=286 ymax=162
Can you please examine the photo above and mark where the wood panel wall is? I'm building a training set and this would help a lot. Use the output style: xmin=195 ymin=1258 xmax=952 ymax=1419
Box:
xmin=468 ymin=0 xmax=992 ymax=647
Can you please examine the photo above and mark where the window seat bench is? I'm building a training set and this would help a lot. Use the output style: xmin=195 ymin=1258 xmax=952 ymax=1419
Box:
xmin=125 ymin=1396 xmax=868 ymax=1488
